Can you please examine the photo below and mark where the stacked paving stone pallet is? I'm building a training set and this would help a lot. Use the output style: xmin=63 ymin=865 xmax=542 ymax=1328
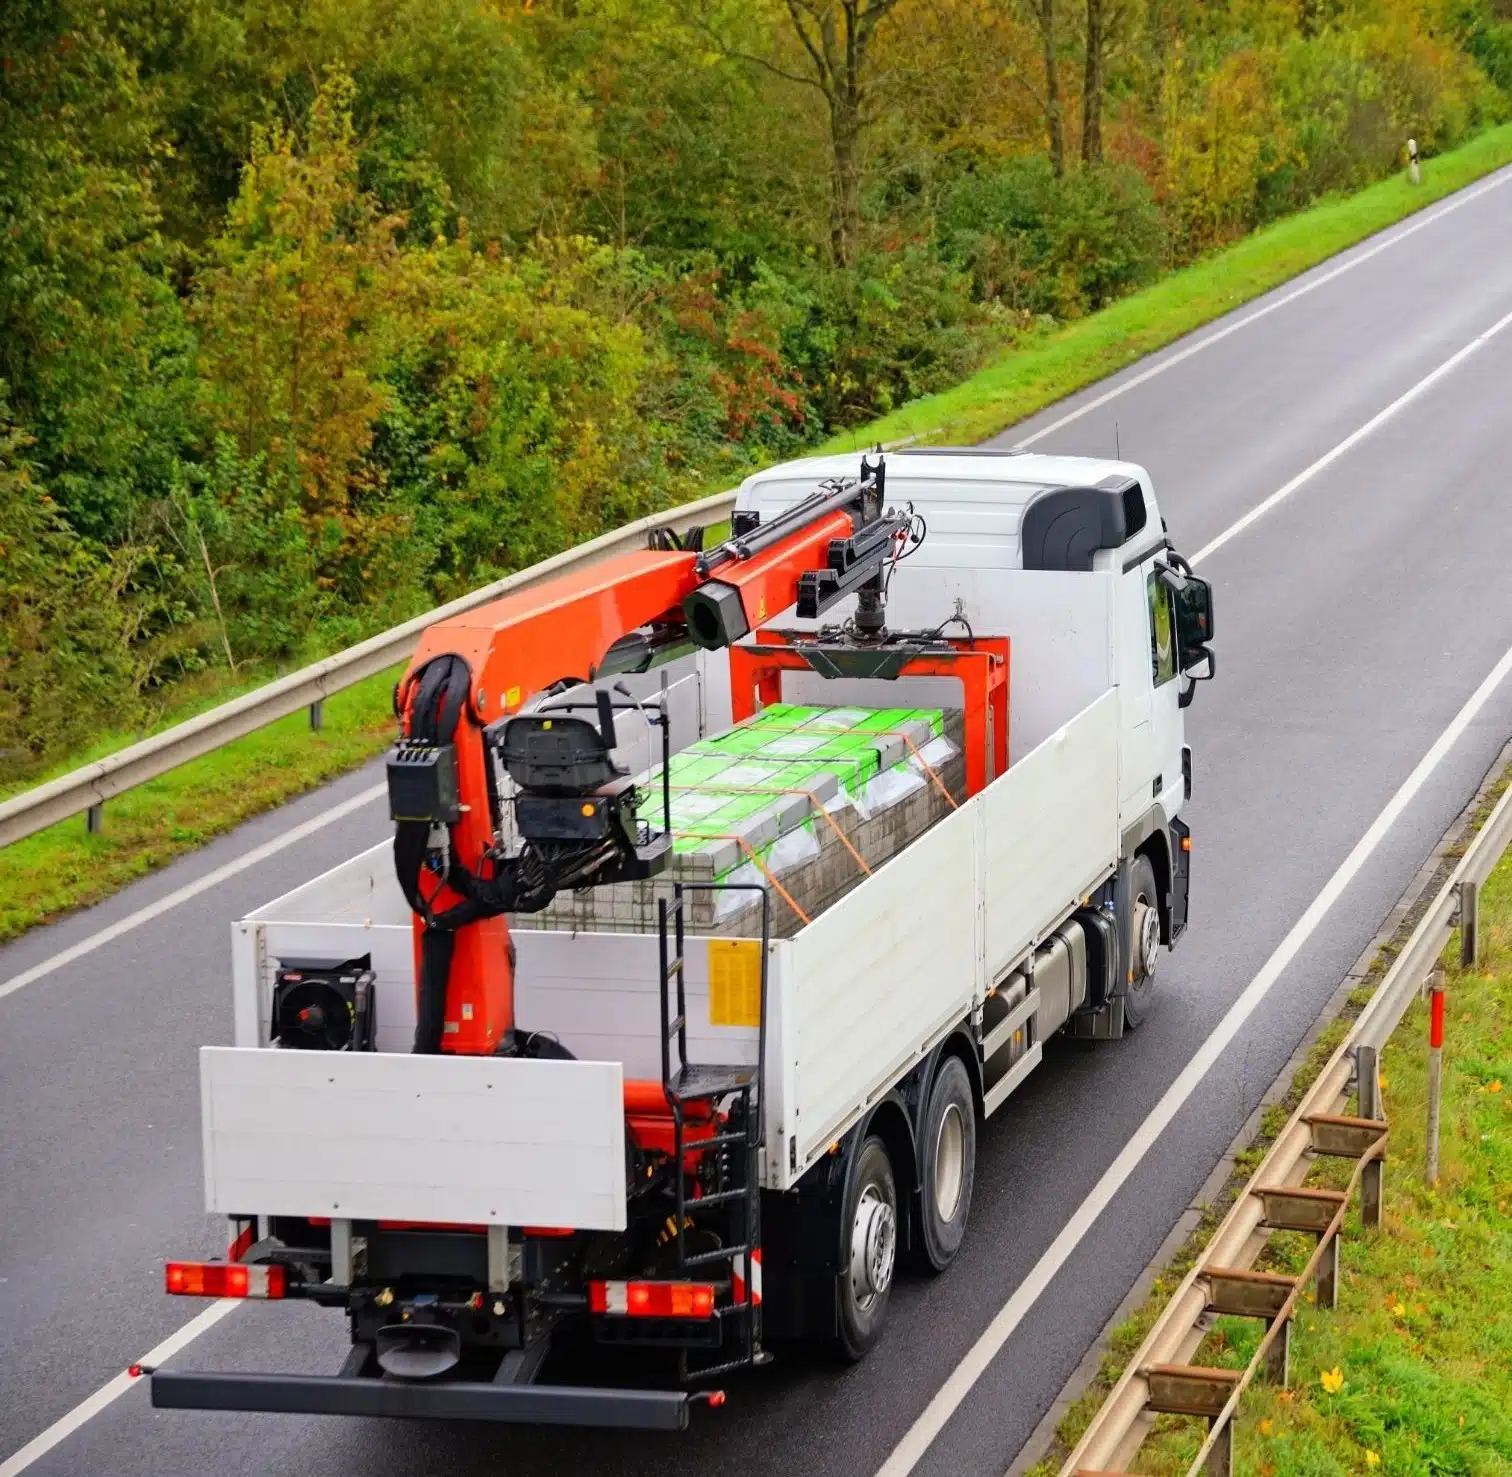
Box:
xmin=519 ymin=702 xmax=966 ymax=939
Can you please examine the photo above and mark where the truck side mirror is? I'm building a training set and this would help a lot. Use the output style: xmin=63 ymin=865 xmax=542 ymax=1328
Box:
xmin=1172 ymin=575 xmax=1213 ymax=672
xmin=1158 ymin=561 xmax=1214 ymax=708
xmin=1157 ymin=563 xmax=1214 ymax=674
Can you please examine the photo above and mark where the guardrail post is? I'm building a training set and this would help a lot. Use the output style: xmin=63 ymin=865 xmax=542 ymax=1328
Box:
xmin=1207 ymin=1416 xmax=1234 ymax=1477
xmin=1354 ymin=1042 xmax=1385 ymax=1229
xmin=1361 ymin=1155 xmax=1384 ymax=1229
xmin=1263 ymin=1316 xmax=1291 ymax=1386
xmin=86 ymin=802 xmax=103 ymax=835
xmin=309 ymin=699 xmax=325 ymax=733
xmin=1316 ymin=1232 xmax=1339 ymax=1310
xmin=1356 ymin=1043 xmax=1379 ymax=1119
xmin=1426 ymin=975 xmax=1445 ymax=1185
xmin=1459 ymin=879 xmax=1479 ymax=970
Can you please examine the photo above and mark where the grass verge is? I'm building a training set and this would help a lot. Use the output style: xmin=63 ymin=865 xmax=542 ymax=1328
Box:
xmin=4 ymin=126 xmax=1512 ymax=942
xmin=1026 ymin=760 xmax=1512 ymax=1477
xmin=0 ymin=668 xmax=403 ymax=944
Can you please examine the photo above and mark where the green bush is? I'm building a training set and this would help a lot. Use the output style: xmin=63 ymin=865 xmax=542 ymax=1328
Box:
xmin=939 ymin=159 xmax=1167 ymax=318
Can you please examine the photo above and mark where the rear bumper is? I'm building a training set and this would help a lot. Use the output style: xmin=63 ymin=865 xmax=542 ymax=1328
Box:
xmin=149 ymin=1369 xmax=692 ymax=1430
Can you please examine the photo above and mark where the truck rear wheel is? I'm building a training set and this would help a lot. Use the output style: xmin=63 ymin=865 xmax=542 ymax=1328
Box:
xmin=833 ymin=1135 xmax=897 ymax=1362
xmin=1123 ymin=854 xmax=1161 ymax=1029
xmin=915 ymin=1057 xmax=976 ymax=1273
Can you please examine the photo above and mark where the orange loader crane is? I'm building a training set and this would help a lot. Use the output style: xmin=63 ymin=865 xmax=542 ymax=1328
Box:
xmin=386 ymin=457 xmax=951 ymax=1060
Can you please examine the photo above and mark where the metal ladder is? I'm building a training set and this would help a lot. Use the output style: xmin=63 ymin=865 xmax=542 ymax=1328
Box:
xmin=657 ymin=882 xmax=770 ymax=1380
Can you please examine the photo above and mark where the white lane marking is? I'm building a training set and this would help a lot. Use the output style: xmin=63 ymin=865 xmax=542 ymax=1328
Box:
xmin=1011 ymin=166 xmax=1512 ymax=451
xmin=0 ymin=781 xmax=387 ymax=1004
xmin=1190 ymin=305 xmax=1512 ymax=564
xmin=0 ymin=1300 xmax=239 ymax=1477
xmin=875 ymin=638 xmax=1512 ymax=1477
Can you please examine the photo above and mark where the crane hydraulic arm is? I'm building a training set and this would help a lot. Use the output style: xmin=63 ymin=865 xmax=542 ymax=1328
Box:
xmin=386 ymin=462 xmax=908 ymax=1058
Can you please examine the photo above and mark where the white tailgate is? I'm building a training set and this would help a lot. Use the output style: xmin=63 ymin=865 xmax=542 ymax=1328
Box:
xmin=200 ymin=1047 xmax=627 ymax=1230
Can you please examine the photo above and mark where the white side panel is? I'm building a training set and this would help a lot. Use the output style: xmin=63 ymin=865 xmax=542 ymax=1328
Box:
xmin=785 ymin=798 xmax=980 ymax=1172
xmin=246 ymin=923 xmax=762 ymax=1077
xmin=231 ymin=921 xmax=264 ymax=1048
xmin=777 ymin=689 xmax=1121 ymax=1182
xmin=982 ymin=691 xmax=1121 ymax=969
xmin=200 ymin=1047 xmax=627 ymax=1230
xmin=511 ymin=931 xmax=759 ymax=1079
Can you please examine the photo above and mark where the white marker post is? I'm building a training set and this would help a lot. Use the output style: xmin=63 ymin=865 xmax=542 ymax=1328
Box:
xmin=1426 ymin=967 xmax=1445 ymax=1185
xmin=1408 ymin=137 xmax=1421 ymax=186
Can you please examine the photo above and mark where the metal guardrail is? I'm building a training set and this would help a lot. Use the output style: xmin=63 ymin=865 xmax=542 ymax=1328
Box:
xmin=0 ymin=489 xmax=737 ymax=848
xmin=1059 ymin=777 xmax=1512 ymax=1476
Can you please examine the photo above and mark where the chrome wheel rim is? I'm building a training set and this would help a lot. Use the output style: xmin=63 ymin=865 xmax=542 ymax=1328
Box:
xmin=1134 ymin=895 xmax=1160 ymax=983
xmin=933 ymin=1103 xmax=966 ymax=1223
xmin=849 ymin=1184 xmax=896 ymax=1308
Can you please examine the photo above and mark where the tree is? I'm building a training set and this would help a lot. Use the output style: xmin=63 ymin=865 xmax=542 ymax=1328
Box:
xmin=771 ymin=0 xmax=909 ymax=265
xmin=1083 ymin=0 xmax=1105 ymax=163
xmin=192 ymin=70 xmax=400 ymax=519
xmin=0 ymin=402 xmax=153 ymax=774
xmin=0 ymin=0 xmax=197 ymax=540
xmin=1036 ymin=0 xmax=1067 ymax=174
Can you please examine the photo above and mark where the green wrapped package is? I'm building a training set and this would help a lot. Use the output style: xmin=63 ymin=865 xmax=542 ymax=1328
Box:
xmin=635 ymin=702 xmax=947 ymax=878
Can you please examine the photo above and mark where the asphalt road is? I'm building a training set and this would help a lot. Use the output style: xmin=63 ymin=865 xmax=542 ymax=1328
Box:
xmin=5 ymin=163 xmax=1512 ymax=1477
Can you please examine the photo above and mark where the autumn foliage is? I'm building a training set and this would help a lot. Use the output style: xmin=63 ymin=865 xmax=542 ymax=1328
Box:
xmin=1 ymin=0 xmax=1507 ymax=777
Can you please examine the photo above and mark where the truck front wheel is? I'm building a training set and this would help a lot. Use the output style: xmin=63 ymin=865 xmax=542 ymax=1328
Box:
xmin=833 ymin=1136 xmax=898 ymax=1361
xmin=1124 ymin=854 xmax=1161 ymax=1029
xmin=915 ymin=1057 xmax=976 ymax=1273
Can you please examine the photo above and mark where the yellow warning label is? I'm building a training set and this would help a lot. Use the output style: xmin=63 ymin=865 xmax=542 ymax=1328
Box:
xmin=708 ymin=939 xmax=763 ymax=1028
xmin=505 ymin=685 xmax=522 ymax=711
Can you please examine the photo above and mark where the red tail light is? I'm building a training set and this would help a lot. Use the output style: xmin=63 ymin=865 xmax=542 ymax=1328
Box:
xmin=588 ymin=1279 xmax=716 ymax=1319
xmin=165 ymin=1261 xmax=286 ymax=1299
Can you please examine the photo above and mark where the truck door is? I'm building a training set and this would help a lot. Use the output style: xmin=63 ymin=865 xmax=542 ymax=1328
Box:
xmin=1146 ymin=566 xmax=1184 ymax=813
xmin=1116 ymin=557 xmax=1183 ymax=823
xmin=1115 ymin=565 xmax=1155 ymax=820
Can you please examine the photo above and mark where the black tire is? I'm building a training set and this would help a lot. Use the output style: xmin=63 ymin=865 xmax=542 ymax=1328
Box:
xmin=1123 ymin=854 xmax=1162 ymax=1030
xmin=914 ymin=1057 xmax=976 ymax=1274
xmin=832 ymin=1135 xmax=898 ymax=1362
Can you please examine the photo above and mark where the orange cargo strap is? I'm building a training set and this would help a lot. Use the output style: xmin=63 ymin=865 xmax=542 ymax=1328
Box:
xmin=668 ymin=781 xmax=872 ymax=878
xmin=893 ymin=732 xmax=959 ymax=810
xmin=668 ymin=830 xmax=811 ymax=927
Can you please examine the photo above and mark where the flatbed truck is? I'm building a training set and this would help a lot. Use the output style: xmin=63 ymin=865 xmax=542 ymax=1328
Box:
xmin=150 ymin=448 xmax=1214 ymax=1429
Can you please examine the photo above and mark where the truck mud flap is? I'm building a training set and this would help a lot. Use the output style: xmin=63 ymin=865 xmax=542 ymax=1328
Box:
xmin=1169 ymin=816 xmax=1191 ymax=941
xmin=149 ymin=1369 xmax=692 ymax=1430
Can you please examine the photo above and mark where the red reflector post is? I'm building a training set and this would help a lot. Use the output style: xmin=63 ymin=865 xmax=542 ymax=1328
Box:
xmin=588 ymin=1280 xmax=716 ymax=1318
xmin=165 ymin=1261 xmax=286 ymax=1299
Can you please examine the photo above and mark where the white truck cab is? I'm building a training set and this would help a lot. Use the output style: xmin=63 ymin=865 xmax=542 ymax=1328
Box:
xmin=738 ymin=446 xmax=1209 ymax=867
